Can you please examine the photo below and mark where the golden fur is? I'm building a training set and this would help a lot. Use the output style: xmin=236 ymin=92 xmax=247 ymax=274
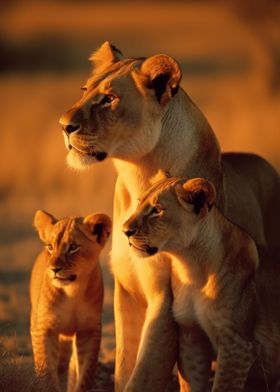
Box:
xmin=30 ymin=210 xmax=111 ymax=392
xmin=124 ymin=177 xmax=280 ymax=390
xmin=59 ymin=42 xmax=280 ymax=391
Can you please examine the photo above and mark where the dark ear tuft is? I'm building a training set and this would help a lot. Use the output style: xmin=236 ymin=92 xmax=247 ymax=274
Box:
xmin=148 ymin=73 xmax=171 ymax=104
xmin=175 ymin=178 xmax=216 ymax=217
xmin=190 ymin=191 xmax=207 ymax=215
xmin=83 ymin=213 xmax=112 ymax=247
xmin=139 ymin=54 xmax=181 ymax=105
xmin=92 ymin=223 xmax=104 ymax=244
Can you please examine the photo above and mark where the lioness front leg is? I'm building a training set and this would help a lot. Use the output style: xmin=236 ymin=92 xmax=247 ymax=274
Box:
xmin=124 ymin=289 xmax=178 ymax=392
xmin=213 ymin=331 xmax=257 ymax=392
xmin=178 ymin=325 xmax=212 ymax=392
xmin=114 ymin=279 xmax=145 ymax=392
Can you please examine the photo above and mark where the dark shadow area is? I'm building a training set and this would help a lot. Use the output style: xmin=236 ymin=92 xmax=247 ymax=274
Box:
xmin=0 ymin=36 xmax=252 ymax=77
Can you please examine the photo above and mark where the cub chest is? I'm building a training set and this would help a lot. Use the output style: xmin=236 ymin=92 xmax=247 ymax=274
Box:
xmin=172 ymin=279 xmax=221 ymax=350
xmin=47 ymin=296 xmax=98 ymax=336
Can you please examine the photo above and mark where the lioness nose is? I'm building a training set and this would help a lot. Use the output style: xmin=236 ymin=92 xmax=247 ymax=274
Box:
xmin=51 ymin=267 xmax=62 ymax=273
xmin=59 ymin=108 xmax=83 ymax=134
xmin=123 ymin=228 xmax=137 ymax=238
xmin=64 ymin=123 xmax=81 ymax=134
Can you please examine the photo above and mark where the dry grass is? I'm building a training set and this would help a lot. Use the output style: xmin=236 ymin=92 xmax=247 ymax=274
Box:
xmin=0 ymin=353 xmax=34 ymax=392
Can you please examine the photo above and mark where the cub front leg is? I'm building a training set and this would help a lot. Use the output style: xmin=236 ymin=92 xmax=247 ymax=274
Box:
xmin=124 ymin=289 xmax=178 ymax=392
xmin=73 ymin=328 xmax=101 ymax=392
xmin=178 ymin=324 xmax=212 ymax=392
xmin=114 ymin=279 xmax=145 ymax=392
xmin=58 ymin=335 xmax=72 ymax=376
xmin=31 ymin=328 xmax=60 ymax=392
xmin=67 ymin=344 xmax=77 ymax=392
xmin=213 ymin=331 xmax=257 ymax=392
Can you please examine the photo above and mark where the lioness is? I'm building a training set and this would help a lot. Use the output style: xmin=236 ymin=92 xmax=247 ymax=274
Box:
xmin=124 ymin=176 xmax=280 ymax=391
xmin=30 ymin=210 xmax=111 ymax=392
xmin=59 ymin=42 xmax=280 ymax=391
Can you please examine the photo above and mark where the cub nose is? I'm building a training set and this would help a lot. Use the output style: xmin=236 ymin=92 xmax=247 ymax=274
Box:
xmin=51 ymin=267 xmax=62 ymax=273
xmin=123 ymin=228 xmax=137 ymax=238
xmin=64 ymin=123 xmax=81 ymax=135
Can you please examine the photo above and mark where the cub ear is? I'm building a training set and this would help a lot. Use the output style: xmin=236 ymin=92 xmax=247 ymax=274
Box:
xmin=33 ymin=210 xmax=57 ymax=242
xmin=83 ymin=213 xmax=112 ymax=247
xmin=175 ymin=178 xmax=216 ymax=216
xmin=89 ymin=41 xmax=124 ymax=69
xmin=138 ymin=54 xmax=182 ymax=105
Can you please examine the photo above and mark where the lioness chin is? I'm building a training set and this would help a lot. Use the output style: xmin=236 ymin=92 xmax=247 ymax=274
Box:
xmin=124 ymin=176 xmax=280 ymax=391
xmin=59 ymin=42 xmax=280 ymax=391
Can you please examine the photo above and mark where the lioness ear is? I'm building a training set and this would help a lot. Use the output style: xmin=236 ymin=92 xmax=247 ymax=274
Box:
xmin=139 ymin=55 xmax=181 ymax=105
xmin=33 ymin=210 xmax=57 ymax=242
xmin=89 ymin=41 xmax=124 ymax=69
xmin=175 ymin=178 xmax=216 ymax=216
xmin=83 ymin=213 xmax=112 ymax=247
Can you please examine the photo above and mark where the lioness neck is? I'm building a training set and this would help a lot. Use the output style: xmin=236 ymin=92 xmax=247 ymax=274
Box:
xmin=114 ymin=89 xmax=222 ymax=199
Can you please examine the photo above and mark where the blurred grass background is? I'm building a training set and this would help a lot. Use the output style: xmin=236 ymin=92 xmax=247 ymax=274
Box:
xmin=0 ymin=0 xmax=279 ymax=390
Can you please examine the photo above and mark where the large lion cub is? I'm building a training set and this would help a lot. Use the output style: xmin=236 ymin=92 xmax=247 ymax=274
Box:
xmin=30 ymin=210 xmax=111 ymax=392
xmin=124 ymin=176 xmax=280 ymax=391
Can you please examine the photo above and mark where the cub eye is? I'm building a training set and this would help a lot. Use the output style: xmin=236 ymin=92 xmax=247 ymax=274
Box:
xmin=45 ymin=244 xmax=53 ymax=254
xmin=68 ymin=243 xmax=80 ymax=255
xmin=150 ymin=204 xmax=162 ymax=215
xmin=101 ymin=94 xmax=116 ymax=105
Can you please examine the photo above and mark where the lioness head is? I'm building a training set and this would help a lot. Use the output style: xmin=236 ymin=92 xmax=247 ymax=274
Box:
xmin=122 ymin=177 xmax=216 ymax=257
xmin=34 ymin=210 xmax=111 ymax=287
xmin=59 ymin=41 xmax=181 ymax=169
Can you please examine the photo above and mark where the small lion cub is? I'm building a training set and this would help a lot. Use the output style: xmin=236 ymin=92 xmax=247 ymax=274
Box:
xmin=30 ymin=210 xmax=111 ymax=392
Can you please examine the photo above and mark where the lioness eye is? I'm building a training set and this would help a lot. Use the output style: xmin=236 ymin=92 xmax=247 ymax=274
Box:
xmin=68 ymin=243 xmax=80 ymax=254
xmin=45 ymin=244 xmax=53 ymax=254
xmin=101 ymin=94 xmax=115 ymax=104
xmin=150 ymin=205 xmax=162 ymax=215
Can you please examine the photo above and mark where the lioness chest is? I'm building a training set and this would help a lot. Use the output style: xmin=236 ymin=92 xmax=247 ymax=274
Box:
xmin=112 ymin=180 xmax=172 ymax=299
